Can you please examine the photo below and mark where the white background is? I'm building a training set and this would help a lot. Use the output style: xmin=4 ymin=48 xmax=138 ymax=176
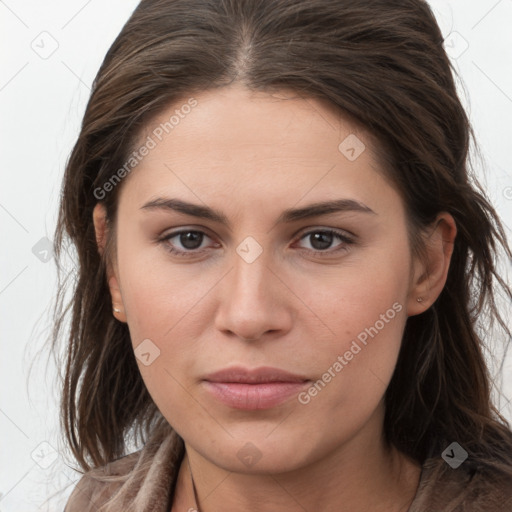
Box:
xmin=1 ymin=0 xmax=511 ymax=510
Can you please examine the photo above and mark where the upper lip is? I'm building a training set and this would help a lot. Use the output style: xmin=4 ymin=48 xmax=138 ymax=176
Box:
xmin=204 ymin=366 xmax=309 ymax=384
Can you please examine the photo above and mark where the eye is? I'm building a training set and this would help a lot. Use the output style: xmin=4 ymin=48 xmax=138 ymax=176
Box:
xmin=158 ymin=227 xmax=355 ymax=258
xmin=295 ymin=229 xmax=355 ymax=256
xmin=159 ymin=229 xmax=218 ymax=257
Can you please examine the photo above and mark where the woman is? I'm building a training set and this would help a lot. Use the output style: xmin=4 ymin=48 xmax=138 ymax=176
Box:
xmin=55 ymin=0 xmax=512 ymax=510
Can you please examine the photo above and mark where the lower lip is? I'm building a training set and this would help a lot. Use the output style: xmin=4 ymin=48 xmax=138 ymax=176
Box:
xmin=202 ymin=381 xmax=309 ymax=410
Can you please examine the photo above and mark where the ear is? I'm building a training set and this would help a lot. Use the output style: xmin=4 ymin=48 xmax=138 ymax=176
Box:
xmin=93 ymin=202 xmax=108 ymax=256
xmin=406 ymin=212 xmax=457 ymax=316
xmin=92 ymin=203 xmax=127 ymax=323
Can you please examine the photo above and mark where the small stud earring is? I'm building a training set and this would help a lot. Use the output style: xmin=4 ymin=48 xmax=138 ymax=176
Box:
xmin=113 ymin=306 xmax=121 ymax=313
xmin=416 ymin=297 xmax=424 ymax=303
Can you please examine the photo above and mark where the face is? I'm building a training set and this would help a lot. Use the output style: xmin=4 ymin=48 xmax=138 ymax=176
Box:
xmin=107 ymin=84 xmax=421 ymax=473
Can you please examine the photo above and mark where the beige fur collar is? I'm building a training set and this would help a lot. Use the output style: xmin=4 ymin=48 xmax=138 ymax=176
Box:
xmin=65 ymin=430 xmax=512 ymax=512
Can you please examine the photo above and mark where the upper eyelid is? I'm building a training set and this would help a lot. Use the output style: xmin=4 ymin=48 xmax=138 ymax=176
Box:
xmin=161 ymin=225 xmax=353 ymax=237
xmin=298 ymin=226 xmax=355 ymax=239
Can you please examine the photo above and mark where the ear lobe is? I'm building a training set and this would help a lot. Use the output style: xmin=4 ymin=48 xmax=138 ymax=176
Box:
xmin=406 ymin=212 xmax=457 ymax=316
xmin=108 ymin=275 xmax=127 ymax=322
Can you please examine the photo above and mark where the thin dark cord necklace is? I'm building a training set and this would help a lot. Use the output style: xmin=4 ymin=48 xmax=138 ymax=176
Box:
xmin=187 ymin=457 xmax=202 ymax=512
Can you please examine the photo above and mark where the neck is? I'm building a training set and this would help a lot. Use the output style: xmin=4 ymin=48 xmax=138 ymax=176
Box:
xmin=172 ymin=407 xmax=421 ymax=512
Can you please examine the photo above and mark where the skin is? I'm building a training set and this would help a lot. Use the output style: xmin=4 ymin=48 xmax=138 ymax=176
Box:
xmin=93 ymin=83 xmax=456 ymax=511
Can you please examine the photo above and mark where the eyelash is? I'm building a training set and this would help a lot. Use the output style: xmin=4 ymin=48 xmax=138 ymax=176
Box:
xmin=158 ymin=228 xmax=355 ymax=258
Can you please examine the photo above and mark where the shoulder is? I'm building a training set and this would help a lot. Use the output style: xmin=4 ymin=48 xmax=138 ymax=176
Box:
xmin=410 ymin=456 xmax=512 ymax=512
xmin=64 ymin=429 xmax=185 ymax=512
xmin=64 ymin=451 xmax=141 ymax=512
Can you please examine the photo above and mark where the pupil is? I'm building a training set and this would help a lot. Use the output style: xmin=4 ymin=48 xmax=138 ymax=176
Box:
xmin=311 ymin=232 xmax=332 ymax=250
xmin=181 ymin=232 xmax=202 ymax=249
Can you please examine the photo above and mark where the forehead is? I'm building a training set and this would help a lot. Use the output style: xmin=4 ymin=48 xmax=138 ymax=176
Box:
xmin=118 ymin=83 xmax=402 ymax=218
xmin=140 ymin=84 xmax=366 ymax=156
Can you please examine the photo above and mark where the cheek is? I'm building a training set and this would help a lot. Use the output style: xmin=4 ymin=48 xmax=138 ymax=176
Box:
xmin=117 ymin=251 xmax=209 ymax=426
xmin=117 ymin=239 xmax=212 ymax=344
xmin=115 ymin=243 xmax=210 ymax=411
xmin=296 ymin=232 xmax=410 ymax=345
xmin=292 ymin=238 xmax=410 ymax=411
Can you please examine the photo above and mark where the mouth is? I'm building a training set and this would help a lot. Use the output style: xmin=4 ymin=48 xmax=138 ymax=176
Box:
xmin=202 ymin=366 xmax=311 ymax=410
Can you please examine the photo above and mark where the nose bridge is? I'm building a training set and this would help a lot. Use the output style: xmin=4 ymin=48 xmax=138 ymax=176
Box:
xmin=214 ymin=237 xmax=290 ymax=340
xmin=232 ymin=243 xmax=270 ymax=301
xmin=229 ymin=230 xmax=273 ymax=293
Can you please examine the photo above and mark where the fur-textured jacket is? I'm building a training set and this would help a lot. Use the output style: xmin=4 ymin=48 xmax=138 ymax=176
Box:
xmin=64 ymin=429 xmax=512 ymax=511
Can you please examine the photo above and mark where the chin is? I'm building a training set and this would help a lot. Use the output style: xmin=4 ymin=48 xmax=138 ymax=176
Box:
xmin=191 ymin=430 xmax=323 ymax=475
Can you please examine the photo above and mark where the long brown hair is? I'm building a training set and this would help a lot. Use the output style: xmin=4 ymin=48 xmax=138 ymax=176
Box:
xmin=53 ymin=0 xmax=512 ymax=476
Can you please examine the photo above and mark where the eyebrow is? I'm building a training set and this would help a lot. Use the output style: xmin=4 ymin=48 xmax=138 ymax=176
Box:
xmin=140 ymin=197 xmax=376 ymax=228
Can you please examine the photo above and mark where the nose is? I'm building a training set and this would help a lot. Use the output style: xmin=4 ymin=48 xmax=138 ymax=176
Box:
xmin=214 ymin=248 xmax=293 ymax=342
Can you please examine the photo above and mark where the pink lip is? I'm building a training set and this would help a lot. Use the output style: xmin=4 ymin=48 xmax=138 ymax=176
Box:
xmin=202 ymin=366 xmax=310 ymax=410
